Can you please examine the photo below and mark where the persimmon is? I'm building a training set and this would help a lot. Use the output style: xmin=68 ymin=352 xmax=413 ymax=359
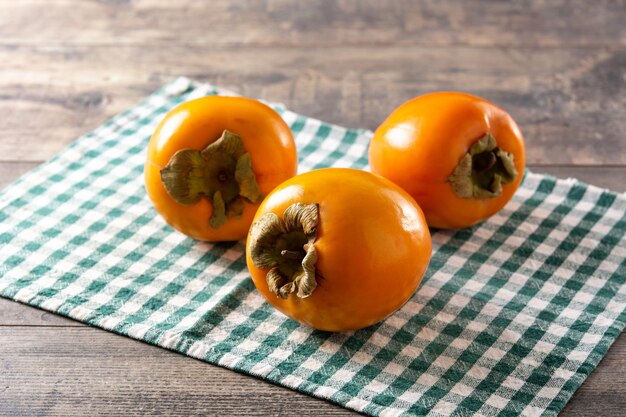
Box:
xmin=369 ymin=92 xmax=526 ymax=229
xmin=245 ymin=168 xmax=432 ymax=332
xmin=145 ymin=96 xmax=297 ymax=241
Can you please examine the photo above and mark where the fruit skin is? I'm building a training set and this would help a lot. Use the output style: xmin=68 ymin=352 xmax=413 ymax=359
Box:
xmin=145 ymin=96 xmax=297 ymax=241
xmin=245 ymin=168 xmax=432 ymax=332
xmin=369 ymin=92 xmax=526 ymax=229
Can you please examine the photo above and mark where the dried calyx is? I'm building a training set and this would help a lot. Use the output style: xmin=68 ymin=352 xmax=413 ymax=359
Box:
xmin=160 ymin=130 xmax=262 ymax=228
xmin=448 ymin=133 xmax=518 ymax=199
xmin=248 ymin=203 xmax=319 ymax=299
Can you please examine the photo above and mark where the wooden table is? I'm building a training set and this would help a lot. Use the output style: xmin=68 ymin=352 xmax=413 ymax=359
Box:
xmin=1 ymin=1 xmax=625 ymax=415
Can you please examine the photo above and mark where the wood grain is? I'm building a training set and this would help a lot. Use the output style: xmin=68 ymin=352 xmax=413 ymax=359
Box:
xmin=1 ymin=45 xmax=625 ymax=163
xmin=0 ymin=327 xmax=356 ymax=417
xmin=1 ymin=0 xmax=625 ymax=416
xmin=0 ymin=162 xmax=40 ymax=187
xmin=2 ymin=0 xmax=625 ymax=48
xmin=0 ymin=298 xmax=80 ymax=327
xmin=531 ymin=166 xmax=626 ymax=193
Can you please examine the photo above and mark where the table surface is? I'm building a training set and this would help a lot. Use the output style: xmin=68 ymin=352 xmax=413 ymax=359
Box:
xmin=1 ymin=1 xmax=625 ymax=416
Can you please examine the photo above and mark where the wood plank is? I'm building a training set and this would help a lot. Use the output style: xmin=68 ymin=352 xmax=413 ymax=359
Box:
xmin=0 ymin=327 xmax=357 ymax=417
xmin=1 ymin=2 xmax=624 ymax=416
xmin=0 ymin=298 xmax=80 ymax=327
xmin=1 ymin=0 xmax=625 ymax=48
xmin=1 ymin=45 xmax=625 ymax=164
xmin=0 ymin=161 xmax=40 ymax=188
xmin=531 ymin=166 xmax=626 ymax=193
xmin=0 ymin=326 xmax=623 ymax=416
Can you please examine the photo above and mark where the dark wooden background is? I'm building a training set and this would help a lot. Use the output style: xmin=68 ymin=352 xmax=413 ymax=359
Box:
xmin=1 ymin=1 xmax=625 ymax=416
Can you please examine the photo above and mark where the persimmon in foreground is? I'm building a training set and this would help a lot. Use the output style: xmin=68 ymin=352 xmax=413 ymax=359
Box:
xmin=145 ymin=96 xmax=297 ymax=241
xmin=246 ymin=168 xmax=432 ymax=332
xmin=369 ymin=92 xmax=526 ymax=229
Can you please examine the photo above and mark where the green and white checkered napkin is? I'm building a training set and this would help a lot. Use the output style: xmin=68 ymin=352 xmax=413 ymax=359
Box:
xmin=1 ymin=78 xmax=625 ymax=417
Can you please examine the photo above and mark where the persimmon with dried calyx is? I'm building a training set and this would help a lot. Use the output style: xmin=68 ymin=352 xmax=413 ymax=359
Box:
xmin=145 ymin=96 xmax=297 ymax=241
xmin=369 ymin=92 xmax=526 ymax=229
xmin=245 ymin=168 xmax=432 ymax=332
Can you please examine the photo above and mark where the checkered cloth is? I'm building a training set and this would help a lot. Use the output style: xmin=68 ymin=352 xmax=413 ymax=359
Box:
xmin=1 ymin=78 xmax=625 ymax=417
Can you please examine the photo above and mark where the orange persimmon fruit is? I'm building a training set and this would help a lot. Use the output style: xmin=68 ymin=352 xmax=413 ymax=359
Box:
xmin=145 ymin=96 xmax=297 ymax=241
xmin=245 ymin=168 xmax=432 ymax=332
xmin=369 ymin=92 xmax=526 ymax=229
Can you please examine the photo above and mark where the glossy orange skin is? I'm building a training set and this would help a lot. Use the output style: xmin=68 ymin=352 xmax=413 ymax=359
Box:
xmin=245 ymin=168 xmax=432 ymax=332
xmin=145 ymin=96 xmax=297 ymax=241
xmin=369 ymin=92 xmax=526 ymax=229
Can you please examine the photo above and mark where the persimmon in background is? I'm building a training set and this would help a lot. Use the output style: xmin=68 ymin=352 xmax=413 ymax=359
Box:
xmin=369 ymin=92 xmax=526 ymax=229
xmin=145 ymin=96 xmax=297 ymax=241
